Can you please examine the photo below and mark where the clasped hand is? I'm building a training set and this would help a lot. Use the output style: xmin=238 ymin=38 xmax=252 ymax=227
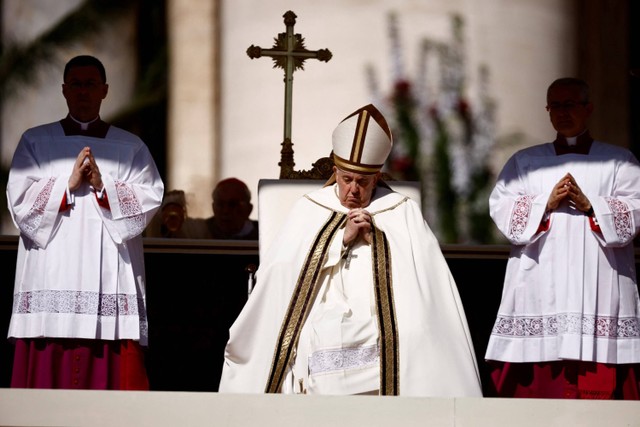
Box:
xmin=546 ymin=172 xmax=591 ymax=212
xmin=343 ymin=208 xmax=373 ymax=246
xmin=68 ymin=146 xmax=103 ymax=191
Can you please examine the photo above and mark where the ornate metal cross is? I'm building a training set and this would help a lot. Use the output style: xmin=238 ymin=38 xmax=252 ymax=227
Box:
xmin=247 ymin=10 xmax=333 ymax=179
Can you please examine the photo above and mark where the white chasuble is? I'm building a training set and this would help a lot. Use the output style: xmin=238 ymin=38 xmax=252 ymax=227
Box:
xmin=290 ymin=238 xmax=380 ymax=395
xmin=220 ymin=184 xmax=482 ymax=397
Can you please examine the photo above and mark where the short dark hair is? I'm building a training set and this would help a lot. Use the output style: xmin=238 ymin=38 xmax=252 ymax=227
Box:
xmin=63 ymin=55 xmax=107 ymax=83
xmin=547 ymin=77 xmax=590 ymax=103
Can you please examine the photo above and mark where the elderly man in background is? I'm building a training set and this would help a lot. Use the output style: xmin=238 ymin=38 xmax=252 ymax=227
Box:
xmin=205 ymin=178 xmax=259 ymax=240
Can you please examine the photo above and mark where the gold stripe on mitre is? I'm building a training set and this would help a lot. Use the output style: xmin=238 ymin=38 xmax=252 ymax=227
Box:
xmin=349 ymin=109 xmax=369 ymax=163
xmin=333 ymin=153 xmax=383 ymax=175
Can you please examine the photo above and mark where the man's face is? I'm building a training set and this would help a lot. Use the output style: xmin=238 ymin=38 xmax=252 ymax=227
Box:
xmin=161 ymin=203 xmax=185 ymax=232
xmin=546 ymin=84 xmax=593 ymax=138
xmin=62 ymin=65 xmax=108 ymax=122
xmin=212 ymin=183 xmax=252 ymax=234
xmin=335 ymin=167 xmax=379 ymax=209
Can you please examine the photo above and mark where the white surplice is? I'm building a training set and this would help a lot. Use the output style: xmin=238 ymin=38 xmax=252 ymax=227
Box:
xmin=486 ymin=141 xmax=640 ymax=364
xmin=6 ymin=122 xmax=164 ymax=345
xmin=220 ymin=184 xmax=482 ymax=397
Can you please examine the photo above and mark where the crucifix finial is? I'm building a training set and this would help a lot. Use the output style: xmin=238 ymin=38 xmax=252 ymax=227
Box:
xmin=247 ymin=10 xmax=333 ymax=179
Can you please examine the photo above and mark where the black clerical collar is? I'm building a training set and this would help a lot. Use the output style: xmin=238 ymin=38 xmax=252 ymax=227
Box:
xmin=553 ymin=130 xmax=593 ymax=155
xmin=60 ymin=115 xmax=110 ymax=138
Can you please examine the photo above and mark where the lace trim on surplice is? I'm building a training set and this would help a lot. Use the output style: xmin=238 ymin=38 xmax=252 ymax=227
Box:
xmin=13 ymin=290 xmax=144 ymax=316
xmin=491 ymin=313 xmax=640 ymax=339
xmin=605 ymin=197 xmax=633 ymax=243
xmin=113 ymin=181 xmax=146 ymax=235
xmin=508 ymin=195 xmax=534 ymax=239
xmin=308 ymin=344 xmax=379 ymax=375
xmin=22 ymin=177 xmax=56 ymax=241
xmin=13 ymin=290 xmax=148 ymax=337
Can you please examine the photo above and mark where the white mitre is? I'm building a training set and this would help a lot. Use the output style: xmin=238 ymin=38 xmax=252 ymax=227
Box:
xmin=331 ymin=104 xmax=393 ymax=175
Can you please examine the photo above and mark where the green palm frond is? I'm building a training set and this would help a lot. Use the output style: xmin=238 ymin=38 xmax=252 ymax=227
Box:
xmin=0 ymin=0 xmax=136 ymax=101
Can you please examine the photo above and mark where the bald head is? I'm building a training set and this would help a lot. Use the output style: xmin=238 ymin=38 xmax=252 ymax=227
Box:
xmin=212 ymin=178 xmax=253 ymax=235
xmin=213 ymin=178 xmax=251 ymax=202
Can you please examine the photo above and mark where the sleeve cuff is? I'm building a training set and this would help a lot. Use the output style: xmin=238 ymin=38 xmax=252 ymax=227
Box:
xmin=92 ymin=186 xmax=105 ymax=199
xmin=65 ymin=186 xmax=75 ymax=206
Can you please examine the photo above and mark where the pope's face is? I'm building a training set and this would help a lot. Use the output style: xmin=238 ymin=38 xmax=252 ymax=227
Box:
xmin=546 ymin=84 xmax=593 ymax=138
xmin=335 ymin=167 xmax=379 ymax=209
xmin=62 ymin=65 xmax=108 ymax=122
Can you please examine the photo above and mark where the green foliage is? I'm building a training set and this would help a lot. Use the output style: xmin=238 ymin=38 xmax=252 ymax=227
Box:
xmin=432 ymin=115 xmax=459 ymax=243
xmin=0 ymin=0 xmax=169 ymax=232
xmin=391 ymin=81 xmax=421 ymax=182
xmin=467 ymin=166 xmax=493 ymax=243
xmin=0 ymin=1 xmax=136 ymax=102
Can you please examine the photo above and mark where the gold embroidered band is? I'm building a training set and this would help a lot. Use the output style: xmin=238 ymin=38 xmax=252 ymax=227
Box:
xmin=265 ymin=211 xmax=347 ymax=393
xmin=350 ymin=109 xmax=368 ymax=163
xmin=371 ymin=225 xmax=399 ymax=395
xmin=332 ymin=153 xmax=383 ymax=175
